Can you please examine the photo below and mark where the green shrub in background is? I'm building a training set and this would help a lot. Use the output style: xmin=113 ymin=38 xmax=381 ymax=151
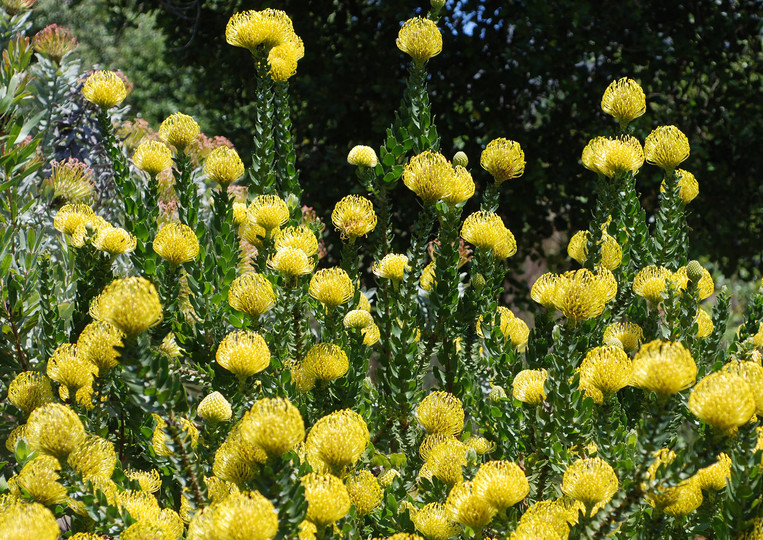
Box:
xmin=1 ymin=2 xmax=763 ymax=539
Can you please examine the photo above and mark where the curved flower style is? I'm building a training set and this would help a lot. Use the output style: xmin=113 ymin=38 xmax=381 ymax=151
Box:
xmin=153 ymin=222 xmax=200 ymax=264
xmin=600 ymin=77 xmax=646 ymax=127
xmin=688 ymin=371 xmax=755 ymax=433
xmin=480 ymin=138 xmax=526 ymax=184
xmin=722 ymin=360 xmax=763 ymax=415
xmin=582 ymin=135 xmax=644 ymax=178
xmin=89 ymin=277 xmax=163 ymax=337
xmin=228 ymin=273 xmax=276 ymax=318
xmin=332 ymin=195 xmax=377 ymax=240
xmin=82 ymin=70 xmax=127 ymax=109
xmin=226 ymin=8 xmax=300 ymax=52
xmin=76 ymin=321 xmax=123 ymax=374
xmin=159 ymin=112 xmax=200 ymax=150
xmin=629 ymin=339 xmax=696 ymax=396
xmin=461 ymin=211 xmax=516 ymax=258
xmin=205 ymin=146 xmax=245 ymax=186
xmin=68 ymin=434 xmax=117 ymax=481
xmin=644 ymin=125 xmax=690 ymax=170
xmin=53 ymin=203 xmax=94 ymax=235
xmin=396 ymin=17 xmax=442 ymax=64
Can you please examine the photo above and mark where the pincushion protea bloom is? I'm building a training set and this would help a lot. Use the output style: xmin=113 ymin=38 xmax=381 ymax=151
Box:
xmin=249 ymin=194 xmax=289 ymax=233
xmin=68 ymin=434 xmax=117 ymax=481
xmin=722 ymin=360 xmax=763 ymax=415
xmin=396 ymin=17 xmax=442 ymax=65
xmin=644 ymin=125 xmax=690 ymax=170
xmin=197 ymin=391 xmax=233 ymax=423
xmin=76 ymin=321 xmax=123 ymax=374
xmin=7 ymin=371 xmax=54 ymax=414
xmin=420 ymin=438 xmax=468 ymax=486
xmin=630 ymin=339 xmax=696 ymax=396
xmin=53 ymin=203 xmax=94 ymax=235
xmin=33 ymin=24 xmax=78 ymax=64
xmin=696 ymin=453 xmax=732 ymax=491
xmin=582 ymin=135 xmax=644 ymax=178
xmin=46 ymin=343 xmax=95 ymax=399
xmin=445 ymin=481 xmax=497 ymax=530
xmin=303 ymin=342 xmax=349 ymax=382
xmin=153 ymin=222 xmax=200 ymax=265
xmin=530 ymin=272 xmax=560 ymax=309
xmin=512 ymin=369 xmax=547 ymax=405
xmin=44 ymin=158 xmax=94 ymax=203
xmin=443 ymin=165 xmax=475 ymax=205
xmin=301 ymin=473 xmax=351 ymax=528
xmin=332 ymin=195 xmax=377 ymax=240
xmin=0 ymin=501 xmax=61 ymax=540
xmin=306 ymin=410 xmax=369 ymax=474
xmin=480 ymin=138 xmax=525 ymax=184
xmin=553 ymin=268 xmax=616 ymax=322
xmin=133 ymin=140 xmax=172 ymax=176
xmin=567 ymin=230 xmax=623 ymax=270
xmin=345 ymin=470 xmax=383 ymax=516
xmin=82 ymin=70 xmax=127 ymax=109
xmin=226 ymin=9 xmax=300 ymax=52
xmin=90 ymin=277 xmax=163 ymax=337
xmin=205 ymin=146 xmax=245 ymax=186
xmin=228 ymin=273 xmax=276 ymax=318
xmin=274 ymin=225 xmax=318 ymax=256
xmin=461 ymin=211 xmax=514 ymax=255
xmin=661 ymin=168 xmax=699 ymax=205
xmin=92 ymin=225 xmax=137 ymax=255
xmin=403 ymin=151 xmax=455 ymax=204
xmin=472 ymin=460 xmax=529 ymax=510
xmin=578 ymin=345 xmax=632 ymax=402
xmin=209 ymin=491 xmax=279 ymax=540
xmin=416 ymin=391 xmax=465 ymax=436
xmin=347 ymin=145 xmax=378 ymax=167
xmin=412 ymin=502 xmax=461 ymax=540
xmin=562 ymin=457 xmax=618 ymax=515
xmin=688 ymin=371 xmax=755 ymax=433
xmin=373 ymin=253 xmax=410 ymax=282
xmin=216 ymin=330 xmax=271 ymax=382
xmin=268 ymin=40 xmax=304 ymax=81
xmin=602 ymin=321 xmax=643 ymax=352
xmin=632 ymin=265 xmax=673 ymax=303
xmin=25 ymin=403 xmax=85 ymax=459
xmin=600 ymin=77 xmax=646 ymax=128
xmin=241 ymin=397 xmax=305 ymax=458
xmin=159 ymin=112 xmax=200 ymax=150
xmin=309 ymin=267 xmax=354 ymax=307
xmin=267 ymin=247 xmax=314 ymax=276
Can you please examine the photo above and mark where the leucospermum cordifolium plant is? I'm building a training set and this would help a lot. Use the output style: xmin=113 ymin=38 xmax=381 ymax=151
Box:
xmin=1 ymin=2 xmax=763 ymax=540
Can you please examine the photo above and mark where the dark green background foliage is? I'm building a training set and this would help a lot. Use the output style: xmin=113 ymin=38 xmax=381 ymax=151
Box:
xmin=36 ymin=0 xmax=762 ymax=277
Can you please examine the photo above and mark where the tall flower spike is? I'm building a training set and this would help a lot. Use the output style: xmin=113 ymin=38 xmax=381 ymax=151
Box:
xmin=228 ymin=273 xmax=276 ymax=318
xmin=644 ymin=125 xmax=691 ymax=170
xmin=630 ymin=339 xmax=696 ymax=396
xmin=159 ymin=113 xmax=200 ymax=150
xmin=415 ymin=391 xmax=465 ymax=436
xmin=82 ymin=70 xmax=127 ymax=109
xmin=90 ymin=277 xmax=163 ymax=337
xmin=480 ymin=138 xmax=526 ymax=184
xmin=205 ymin=146 xmax=245 ymax=186
xmin=332 ymin=195 xmax=377 ymax=240
xmin=153 ymin=222 xmax=200 ymax=265
xmin=688 ymin=371 xmax=755 ymax=433
xmin=216 ymin=330 xmax=271 ymax=382
xmin=403 ymin=151 xmax=455 ymax=204
xmin=396 ymin=17 xmax=442 ymax=65
xmin=303 ymin=342 xmax=349 ymax=382
xmin=301 ymin=473 xmax=351 ymax=529
xmin=512 ymin=369 xmax=547 ymax=405
xmin=309 ymin=267 xmax=354 ymax=307
xmin=241 ymin=397 xmax=305 ymax=459
xmin=7 ymin=371 xmax=54 ymax=414
xmin=561 ymin=457 xmax=618 ymax=515
xmin=133 ymin=140 xmax=173 ymax=176
xmin=600 ymin=77 xmax=646 ymax=128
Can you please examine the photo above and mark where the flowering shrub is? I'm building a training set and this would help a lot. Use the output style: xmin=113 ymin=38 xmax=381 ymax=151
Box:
xmin=1 ymin=2 xmax=762 ymax=540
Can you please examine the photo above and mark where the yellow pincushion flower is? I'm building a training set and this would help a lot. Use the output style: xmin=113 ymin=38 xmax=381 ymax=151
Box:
xmin=723 ymin=360 xmax=763 ymax=415
xmin=461 ymin=211 xmax=516 ymax=258
xmin=133 ymin=140 xmax=173 ymax=176
xmin=403 ymin=151 xmax=455 ymax=204
xmin=696 ymin=453 xmax=732 ymax=491
xmin=76 ymin=321 xmax=123 ymax=374
xmin=303 ymin=342 xmax=349 ymax=382
xmin=68 ymin=435 xmax=116 ymax=481
xmin=126 ymin=468 xmax=162 ymax=493
xmin=688 ymin=371 xmax=755 ymax=433
xmin=82 ymin=70 xmax=127 ymax=108
xmin=601 ymin=131 xmax=645 ymax=176
xmin=473 ymin=460 xmax=530 ymax=510
xmin=480 ymin=138 xmax=526 ymax=184
xmin=412 ymin=502 xmax=460 ymax=540
xmin=578 ymin=345 xmax=632 ymax=399
xmin=582 ymin=136 xmax=610 ymax=176
xmin=249 ymin=194 xmax=289 ymax=233
xmin=7 ymin=371 xmax=54 ymax=414
xmin=644 ymin=125 xmax=691 ymax=170
xmin=567 ymin=230 xmax=622 ymax=270
xmin=53 ymin=203 xmax=94 ymax=235
xmin=362 ymin=323 xmax=381 ymax=346
xmin=602 ymin=321 xmax=643 ymax=352
xmin=268 ymin=39 xmax=304 ymax=81
xmin=46 ymin=343 xmax=95 ymax=398
xmin=226 ymin=9 xmax=300 ymax=52
xmin=92 ymin=225 xmax=137 ymax=255
xmin=345 ymin=470 xmax=383 ymax=516
xmin=302 ymin=473 xmax=351 ymax=528
xmin=205 ymin=146 xmax=245 ymax=186
xmin=213 ymin=438 xmax=261 ymax=485
xmin=343 ymin=309 xmax=374 ymax=329
xmin=465 ymin=436 xmax=495 ymax=455
xmin=197 ymin=391 xmax=233 ymax=423
xmin=445 ymin=481 xmax=497 ymax=530
xmin=306 ymin=410 xmax=368 ymax=473
xmin=16 ymin=455 xmax=67 ymax=506
xmin=419 ymin=433 xmax=460 ymax=461
xmin=228 ymin=273 xmax=276 ymax=318
xmin=530 ymin=272 xmax=560 ymax=309
xmin=416 ymin=391 xmax=465 ymax=436
xmin=275 ymin=225 xmax=319 ymax=256
xmin=153 ymin=222 xmax=200 ymax=264
xmin=396 ymin=17 xmax=442 ymax=65
xmin=0 ymin=501 xmax=61 ymax=540
xmin=672 ymin=264 xmax=714 ymax=300
xmin=512 ymin=369 xmax=547 ymax=405
xmin=159 ymin=112 xmax=200 ymax=150
xmin=241 ymin=397 xmax=305 ymax=459
xmin=44 ymin=158 xmax=95 ymax=203
xmin=632 ymin=265 xmax=673 ymax=303
xmin=420 ymin=261 xmax=436 ymax=292
xmin=211 ymin=491 xmax=279 ymax=540
xmin=373 ymin=253 xmax=411 ymax=282
xmin=90 ymin=277 xmax=163 ymax=336
xmin=420 ymin=438 xmax=468 ymax=486
xmin=553 ymin=268 xmax=616 ymax=322
xmin=695 ymin=308 xmax=714 ymax=338
xmin=630 ymin=339 xmax=696 ymax=396
xmin=216 ymin=330 xmax=271 ymax=382
xmin=267 ymin=247 xmax=315 ymax=277
xmin=309 ymin=267 xmax=354 ymax=307
xmin=25 ymin=403 xmax=85 ymax=459
xmin=377 ymin=469 xmax=400 ymax=488
xmin=347 ymin=145 xmax=379 ymax=168
xmin=661 ymin=169 xmax=699 ymax=205
xmin=443 ymin=165 xmax=475 ymax=205
xmin=600 ymin=77 xmax=647 ymax=127
xmin=332 ymin=195 xmax=377 ymax=240
xmin=561 ymin=457 xmax=618 ymax=515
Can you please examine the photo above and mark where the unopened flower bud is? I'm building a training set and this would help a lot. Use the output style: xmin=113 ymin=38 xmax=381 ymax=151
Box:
xmin=472 ymin=273 xmax=486 ymax=291
xmin=453 ymin=151 xmax=468 ymax=167
xmin=197 ymin=391 xmax=232 ymax=423
xmin=686 ymin=260 xmax=704 ymax=284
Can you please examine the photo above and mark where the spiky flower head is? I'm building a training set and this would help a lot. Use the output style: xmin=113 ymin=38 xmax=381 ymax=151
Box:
xmin=688 ymin=371 xmax=755 ymax=433
xmin=403 ymin=151 xmax=455 ymax=204
xmin=210 ymin=490 xmax=279 ymax=540
xmin=228 ymin=273 xmax=276 ymax=318
xmin=153 ymin=222 xmax=199 ymax=265
xmin=16 ymin=455 xmax=67 ymax=506
xmin=630 ymin=339 xmax=696 ymax=396
xmin=0 ymin=501 xmax=61 ymax=540
xmin=644 ymin=125 xmax=691 ymax=170
xmin=46 ymin=343 xmax=95 ymax=397
xmin=306 ymin=410 xmax=368 ymax=474
xmin=553 ymin=268 xmax=617 ymax=322
xmin=578 ymin=345 xmax=632 ymax=400
xmin=530 ymin=272 xmax=560 ymax=309
xmin=602 ymin=321 xmax=643 ymax=352
xmin=275 ymin=225 xmax=319 ymax=256
xmin=581 ymin=136 xmax=609 ymax=176
xmin=68 ymin=434 xmax=117 ymax=481
xmin=331 ymin=195 xmax=377 ymax=240
xmin=82 ymin=70 xmax=127 ymax=109
xmin=226 ymin=9 xmax=300 ymax=53
xmin=303 ymin=342 xmax=349 ymax=382
xmin=461 ymin=211 xmax=516 ymax=258
xmin=309 ymin=267 xmax=354 ymax=307
xmin=216 ymin=330 xmax=271 ymax=382
xmin=473 ymin=460 xmax=529 ymax=510
xmin=723 ymin=360 xmax=763 ymax=415
xmin=362 ymin=324 xmax=381 ymax=346
xmin=632 ymin=265 xmax=673 ymax=303
xmin=53 ymin=203 xmax=94 ymax=236
xmin=443 ymin=165 xmax=475 ymax=205
xmin=695 ymin=309 xmax=714 ymax=338
xmin=672 ymin=264 xmax=714 ymax=300
xmin=7 ymin=371 xmax=54 ymax=414
xmin=465 ymin=436 xmax=495 ymax=455
xmin=249 ymin=195 xmax=289 ymax=233
xmin=152 ymin=416 xmax=199 ymax=457
xmin=512 ymin=369 xmax=547 ymax=405
xmin=44 ymin=158 xmax=94 ymax=203
xmin=396 ymin=17 xmax=442 ymax=65
xmin=373 ymin=253 xmax=411 ymax=282
xmin=420 ymin=439 xmax=468 ymax=486
xmin=344 ymin=470 xmax=383 ymax=516
xmin=567 ymin=230 xmax=622 ymax=270
xmin=488 ymin=383 xmax=507 ymax=402
xmin=241 ymin=397 xmax=305 ymax=459
xmin=159 ymin=112 xmax=200 ymax=150
xmin=76 ymin=321 xmax=123 ymax=375
xmin=212 ymin=438 xmax=261 ymax=485
xmin=343 ymin=309 xmax=374 ymax=330
xmin=205 ymin=146 xmax=245 ymax=186
xmin=480 ymin=138 xmax=525 ymax=184
xmin=301 ymin=473 xmax=351 ymax=528
xmin=696 ymin=453 xmax=732 ymax=492
xmin=661 ymin=169 xmax=699 ymax=205
xmin=133 ymin=140 xmax=172 ymax=176
xmin=1 ymin=0 xmax=35 ymax=16
xmin=197 ymin=391 xmax=233 ymax=423
xmin=416 ymin=391 xmax=465 ymax=436
xmin=600 ymin=77 xmax=646 ymax=127
xmin=603 ymin=135 xmax=646 ymax=177
xmin=267 ymin=247 xmax=315 ymax=277
xmin=347 ymin=145 xmax=379 ymax=168
xmin=268 ymin=39 xmax=305 ymax=81
xmin=561 ymin=457 xmax=618 ymax=515
xmin=25 ymin=403 xmax=85 ymax=459
xmin=445 ymin=481 xmax=497 ymax=530
xmin=90 ymin=277 xmax=163 ymax=336
xmin=91 ymin=225 xmax=136 ymax=256
xmin=420 ymin=261 xmax=436 ymax=292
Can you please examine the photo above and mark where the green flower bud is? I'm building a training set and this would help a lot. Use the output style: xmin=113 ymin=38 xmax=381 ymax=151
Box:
xmin=472 ymin=273 xmax=486 ymax=291
xmin=453 ymin=151 xmax=468 ymax=167
xmin=686 ymin=260 xmax=704 ymax=284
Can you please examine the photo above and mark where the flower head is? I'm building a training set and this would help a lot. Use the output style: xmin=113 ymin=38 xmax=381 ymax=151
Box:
xmin=210 ymin=491 xmax=278 ymax=540
xmin=461 ymin=211 xmax=516 ymax=258
xmin=420 ymin=438 xmax=468 ymax=486
xmin=632 ymin=265 xmax=673 ymax=303
xmin=306 ymin=410 xmax=368 ymax=474
xmin=216 ymin=330 xmax=271 ymax=382
xmin=153 ymin=222 xmax=200 ymax=264
xmin=345 ymin=470 xmax=383 ymax=516
xmin=443 ymin=165 xmax=475 ymax=205
xmin=226 ymin=9 xmax=300 ymax=53
xmin=205 ymin=146 xmax=245 ymax=186
xmin=241 ymin=397 xmax=305 ymax=459
xmin=268 ymin=39 xmax=304 ymax=81
xmin=578 ymin=345 xmax=632 ymax=401
xmin=465 ymin=436 xmax=495 ymax=455
xmin=723 ymin=360 xmax=763 ymax=415
xmin=268 ymin=247 xmax=315 ymax=277
xmin=600 ymin=77 xmax=646 ymax=127
xmin=512 ymin=369 xmax=547 ymax=405
xmin=90 ymin=277 xmax=163 ymax=336
xmin=16 ymin=455 xmax=67 ymax=506
xmin=630 ymin=339 xmax=696 ymax=396
xmin=68 ymin=435 xmax=117 ymax=481
xmin=553 ymin=268 xmax=616 ymax=322
xmin=302 ymin=473 xmax=351 ymax=528
xmin=46 ymin=343 xmax=95 ymax=397
xmin=602 ymin=321 xmax=643 ymax=352
xmin=44 ymin=158 xmax=94 ymax=203
xmin=25 ymin=403 xmax=85 ymax=459
xmin=412 ymin=502 xmax=460 ymax=540
xmin=403 ymin=151 xmax=455 ymax=204
xmin=561 ymin=457 xmax=618 ymax=515
xmin=695 ymin=309 xmax=714 ymax=338
xmin=696 ymin=453 xmax=732 ymax=492
xmin=373 ymin=253 xmax=410 ymax=282
xmin=53 ymin=203 xmax=94 ymax=235
xmin=91 ymin=225 xmax=136 ymax=255
xmin=7 ymin=371 xmax=54 ymax=414
xmin=76 ymin=321 xmax=123 ymax=375
xmin=197 ymin=392 xmax=233 ymax=423
xmin=133 ymin=140 xmax=172 ymax=176
xmin=274 ymin=225 xmax=318 ymax=256
xmin=480 ymin=138 xmax=525 ymax=184
xmin=332 ymin=195 xmax=377 ymax=240
xmin=445 ymin=481 xmax=497 ymax=530
xmin=249 ymin=195 xmax=289 ymax=233
xmin=1 ymin=0 xmax=35 ymax=16
xmin=303 ymin=342 xmax=349 ymax=382
xmin=567 ymin=230 xmax=622 ymax=270
xmin=396 ymin=17 xmax=442 ymax=65
xmin=159 ymin=113 xmax=200 ymax=150
xmin=347 ymin=145 xmax=378 ymax=168
xmin=530 ymin=272 xmax=560 ymax=309
xmin=82 ymin=70 xmax=127 ymax=109
xmin=309 ymin=267 xmax=354 ymax=307
xmin=644 ymin=125 xmax=690 ymax=170
xmin=416 ymin=391 xmax=465 ymax=436
xmin=672 ymin=264 xmax=714 ymax=300
xmin=343 ymin=309 xmax=374 ymax=329
xmin=688 ymin=371 xmax=755 ymax=433
xmin=228 ymin=273 xmax=276 ymax=318
xmin=661 ymin=169 xmax=699 ymax=205
xmin=473 ymin=460 xmax=529 ymax=510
